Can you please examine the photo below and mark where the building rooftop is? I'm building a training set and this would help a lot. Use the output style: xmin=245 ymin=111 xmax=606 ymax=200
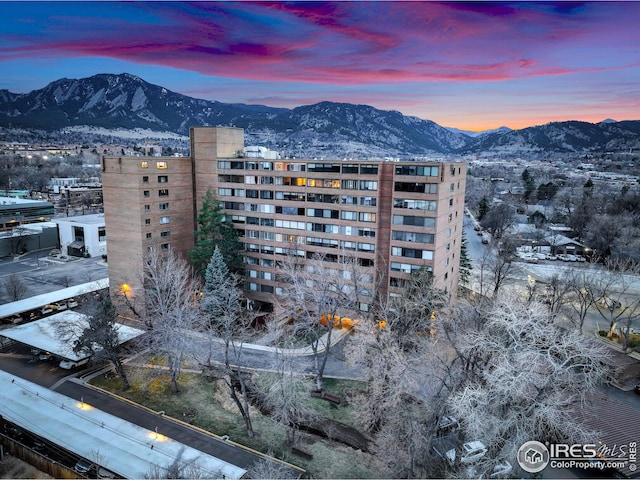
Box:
xmin=0 ymin=310 xmax=143 ymax=361
xmin=0 ymin=371 xmax=247 ymax=479
xmin=53 ymin=213 xmax=106 ymax=225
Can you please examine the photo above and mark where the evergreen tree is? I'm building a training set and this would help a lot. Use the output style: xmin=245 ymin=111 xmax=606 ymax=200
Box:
xmin=189 ymin=188 xmax=244 ymax=276
xmin=477 ymin=197 xmax=490 ymax=221
xmin=202 ymin=246 xmax=241 ymax=325
xmin=459 ymin=233 xmax=472 ymax=288
xmin=522 ymin=168 xmax=536 ymax=202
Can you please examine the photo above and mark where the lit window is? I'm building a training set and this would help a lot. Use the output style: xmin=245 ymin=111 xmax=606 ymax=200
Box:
xmin=141 ymin=161 xmax=148 ymax=168
xmin=156 ymin=161 xmax=167 ymax=169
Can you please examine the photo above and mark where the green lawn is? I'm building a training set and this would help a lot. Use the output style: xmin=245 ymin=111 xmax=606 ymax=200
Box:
xmin=89 ymin=366 xmax=383 ymax=479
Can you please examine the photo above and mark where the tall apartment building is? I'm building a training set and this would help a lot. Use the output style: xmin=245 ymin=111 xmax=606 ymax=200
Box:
xmin=102 ymin=127 xmax=466 ymax=313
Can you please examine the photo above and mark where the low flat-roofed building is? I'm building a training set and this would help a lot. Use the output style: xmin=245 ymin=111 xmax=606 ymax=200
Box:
xmin=0 ymin=196 xmax=55 ymax=232
xmin=53 ymin=213 xmax=107 ymax=258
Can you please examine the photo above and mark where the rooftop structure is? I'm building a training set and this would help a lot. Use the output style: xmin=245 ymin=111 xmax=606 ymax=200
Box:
xmin=0 ymin=310 xmax=142 ymax=362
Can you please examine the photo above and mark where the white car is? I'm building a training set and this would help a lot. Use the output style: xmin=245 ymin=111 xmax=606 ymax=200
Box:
xmin=59 ymin=357 xmax=90 ymax=369
xmin=446 ymin=440 xmax=488 ymax=465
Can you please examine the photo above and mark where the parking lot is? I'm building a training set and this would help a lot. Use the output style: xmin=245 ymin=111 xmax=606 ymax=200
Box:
xmin=0 ymin=249 xmax=108 ymax=306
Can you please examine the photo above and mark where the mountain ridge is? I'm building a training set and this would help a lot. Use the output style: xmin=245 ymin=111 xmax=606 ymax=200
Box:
xmin=1 ymin=73 xmax=639 ymax=157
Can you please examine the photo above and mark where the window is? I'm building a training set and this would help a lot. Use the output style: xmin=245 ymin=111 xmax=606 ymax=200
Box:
xmin=308 ymin=163 xmax=341 ymax=173
xmin=358 ymin=212 xmax=376 ymax=222
xmin=145 ymin=218 xmax=151 ymax=225
xmin=341 ymin=179 xmax=358 ymax=189
xmin=144 ymin=205 xmax=150 ymax=212
xmin=143 ymin=190 xmax=150 ymax=198
xmin=394 ymin=182 xmax=438 ymax=194
xmin=158 ymin=175 xmax=168 ymax=183
xmin=360 ymin=197 xmax=377 ymax=206
xmin=159 ymin=203 xmax=169 ymax=211
xmin=358 ymin=242 xmax=375 ymax=252
xmin=98 ymin=227 xmax=106 ymax=242
xmin=392 ymin=215 xmax=436 ymax=228
xmin=342 ymin=164 xmax=359 ymax=174
xmin=392 ymin=231 xmax=434 ymax=243
xmin=160 ymin=216 xmax=170 ymax=224
xmin=260 ymin=190 xmax=273 ymax=200
xmin=360 ymin=181 xmax=378 ymax=190
xmin=146 ymin=232 xmax=152 ymax=239
xmin=160 ymin=231 xmax=171 ymax=238
xmin=142 ymin=176 xmax=149 ymax=183
xmin=246 ymin=189 xmax=258 ymax=198
xmin=73 ymin=226 xmax=84 ymax=242
xmin=450 ymin=183 xmax=455 ymax=192
xmin=156 ymin=161 xmax=167 ymax=169
xmin=141 ymin=161 xmax=148 ymax=168
xmin=341 ymin=211 xmax=357 ymax=221
xmin=395 ymin=165 xmax=439 ymax=176
xmin=358 ymin=228 xmax=376 ymax=238
xmin=393 ymin=199 xmax=437 ymax=210
xmin=360 ymin=165 xmax=378 ymax=175
xmin=159 ymin=189 xmax=169 ymax=197
xmin=340 ymin=241 xmax=357 ymax=250
xmin=161 ymin=243 xmax=170 ymax=250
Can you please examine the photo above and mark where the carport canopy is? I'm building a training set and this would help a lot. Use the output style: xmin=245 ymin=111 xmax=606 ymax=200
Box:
xmin=0 ymin=310 xmax=144 ymax=361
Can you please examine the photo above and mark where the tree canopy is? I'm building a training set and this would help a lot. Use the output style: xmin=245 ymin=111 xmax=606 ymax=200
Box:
xmin=189 ymin=188 xmax=244 ymax=276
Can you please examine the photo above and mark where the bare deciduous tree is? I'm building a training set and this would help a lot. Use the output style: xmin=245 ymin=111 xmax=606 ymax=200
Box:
xmin=143 ymin=247 xmax=201 ymax=393
xmin=445 ymin=292 xmax=610 ymax=473
xmin=4 ymin=273 xmax=27 ymax=301
xmin=258 ymin=347 xmax=318 ymax=446
xmin=277 ymin=250 xmax=372 ymax=391
xmin=73 ymin=293 xmax=131 ymax=390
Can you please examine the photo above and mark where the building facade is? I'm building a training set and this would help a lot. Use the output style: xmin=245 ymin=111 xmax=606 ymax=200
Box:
xmin=102 ymin=127 xmax=466 ymax=312
xmin=52 ymin=214 xmax=108 ymax=258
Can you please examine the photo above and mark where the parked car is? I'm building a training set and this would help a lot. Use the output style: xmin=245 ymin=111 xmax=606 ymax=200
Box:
xmin=39 ymin=351 xmax=54 ymax=361
xmin=446 ymin=440 xmax=488 ymax=465
xmin=59 ymin=357 xmax=90 ymax=369
xmin=545 ymin=254 xmax=558 ymax=260
xmin=98 ymin=467 xmax=116 ymax=479
xmin=437 ymin=416 xmax=459 ymax=435
xmin=74 ymin=459 xmax=93 ymax=474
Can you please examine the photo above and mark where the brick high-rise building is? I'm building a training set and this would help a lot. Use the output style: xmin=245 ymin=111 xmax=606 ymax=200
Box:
xmin=102 ymin=127 xmax=466 ymax=313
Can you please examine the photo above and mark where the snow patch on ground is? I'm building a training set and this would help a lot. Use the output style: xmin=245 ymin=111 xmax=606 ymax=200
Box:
xmin=61 ymin=125 xmax=188 ymax=140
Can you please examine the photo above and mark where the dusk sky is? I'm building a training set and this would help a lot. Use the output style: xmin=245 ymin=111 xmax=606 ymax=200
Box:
xmin=1 ymin=1 xmax=639 ymax=131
